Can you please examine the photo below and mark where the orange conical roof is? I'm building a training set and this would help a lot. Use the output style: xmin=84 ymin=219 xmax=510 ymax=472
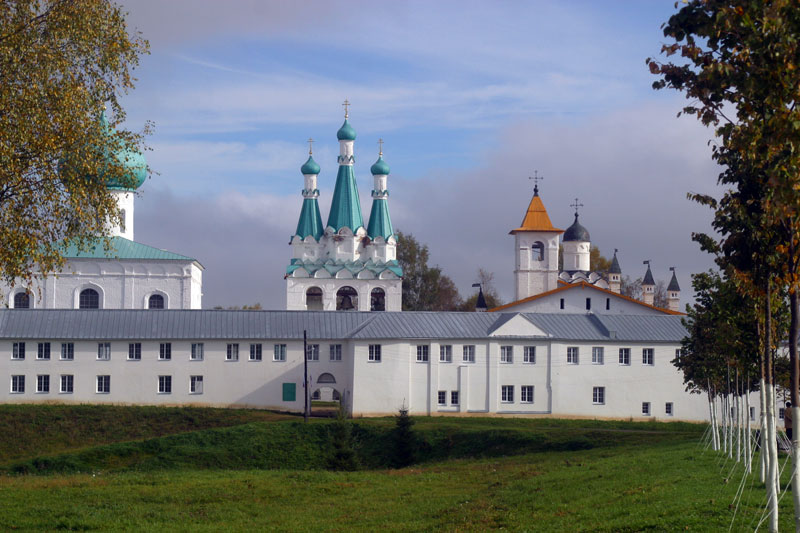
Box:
xmin=509 ymin=189 xmax=563 ymax=234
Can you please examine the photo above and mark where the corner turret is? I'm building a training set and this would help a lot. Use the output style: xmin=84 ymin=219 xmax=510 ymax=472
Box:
xmin=641 ymin=260 xmax=655 ymax=306
xmin=608 ymin=249 xmax=622 ymax=294
xmin=667 ymin=267 xmax=681 ymax=312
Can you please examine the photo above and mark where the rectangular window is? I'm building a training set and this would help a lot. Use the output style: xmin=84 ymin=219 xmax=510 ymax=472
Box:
xmin=250 ymin=343 xmax=263 ymax=361
xmin=606 ymin=298 xmax=610 ymax=310
xmin=273 ymin=344 xmax=286 ymax=362
xmin=451 ymin=391 xmax=459 ymax=405
xmin=190 ymin=375 xmax=203 ymax=394
xmin=128 ymin=343 xmax=141 ymax=360
xmin=567 ymin=346 xmax=579 ymax=365
xmin=500 ymin=345 xmax=513 ymax=363
xmin=97 ymin=342 xmax=110 ymax=360
xmin=618 ymin=348 xmax=630 ymax=365
xmin=60 ymin=343 xmax=74 ymax=360
xmin=440 ymin=345 xmax=452 ymax=363
xmin=36 ymin=374 xmax=49 ymax=393
xmin=593 ymin=386 xmax=605 ymax=405
xmin=463 ymin=345 xmax=475 ymax=363
xmin=330 ymin=344 xmax=342 ymax=361
xmin=368 ymin=344 xmax=381 ymax=362
xmin=559 ymin=298 xmax=565 ymax=310
xmin=60 ymin=374 xmax=73 ymax=394
xmin=37 ymin=342 xmax=50 ymax=360
xmin=438 ymin=390 xmax=446 ymax=405
xmin=524 ymin=346 xmax=536 ymax=364
xmin=521 ymin=385 xmax=534 ymax=403
xmin=501 ymin=385 xmax=514 ymax=403
xmin=586 ymin=297 xmax=591 ymax=310
xmin=96 ymin=375 xmax=110 ymax=394
xmin=158 ymin=375 xmax=172 ymax=394
xmin=642 ymin=348 xmax=654 ymax=365
xmin=642 ymin=402 xmax=651 ymax=416
xmin=416 ymin=345 xmax=429 ymax=362
xmin=750 ymin=407 xmax=756 ymax=421
xmin=11 ymin=375 xmax=25 ymax=393
xmin=665 ymin=402 xmax=674 ymax=416
xmin=779 ymin=407 xmax=785 ymax=420
xmin=592 ymin=347 xmax=604 ymax=364
xmin=306 ymin=344 xmax=319 ymax=361
xmin=227 ymin=343 xmax=240 ymax=361
xmin=159 ymin=343 xmax=172 ymax=361
xmin=191 ymin=343 xmax=204 ymax=361
xmin=12 ymin=342 xmax=25 ymax=360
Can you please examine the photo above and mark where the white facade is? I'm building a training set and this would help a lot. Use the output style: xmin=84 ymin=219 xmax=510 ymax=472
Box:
xmin=495 ymin=283 xmax=675 ymax=315
xmin=514 ymin=230 xmax=560 ymax=300
xmin=286 ymin=277 xmax=401 ymax=312
xmin=562 ymin=239 xmax=590 ymax=273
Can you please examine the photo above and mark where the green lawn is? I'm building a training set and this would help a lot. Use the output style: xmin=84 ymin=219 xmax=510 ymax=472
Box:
xmin=0 ymin=405 xmax=793 ymax=531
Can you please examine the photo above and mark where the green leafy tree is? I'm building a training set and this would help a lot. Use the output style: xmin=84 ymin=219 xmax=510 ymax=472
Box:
xmin=396 ymin=231 xmax=463 ymax=311
xmin=0 ymin=0 xmax=150 ymax=291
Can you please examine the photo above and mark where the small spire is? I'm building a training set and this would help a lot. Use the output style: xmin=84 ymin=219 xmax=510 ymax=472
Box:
xmin=529 ymin=171 xmax=543 ymax=197
xmin=307 ymin=138 xmax=314 ymax=155
xmin=642 ymin=260 xmax=655 ymax=286
xmin=668 ymin=267 xmax=681 ymax=292
xmin=378 ymin=138 xmax=384 ymax=157
xmin=342 ymin=99 xmax=350 ymax=119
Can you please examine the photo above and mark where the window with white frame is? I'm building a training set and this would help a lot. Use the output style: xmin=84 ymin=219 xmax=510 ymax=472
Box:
xmin=642 ymin=348 xmax=654 ymax=366
xmin=128 ymin=343 xmax=141 ymax=361
xmin=463 ymin=345 xmax=476 ymax=363
xmin=592 ymin=347 xmax=604 ymax=365
xmin=97 ymin=342 xmax=111 ymax=360
xmin=191 ymin=343 xmax=204 ymax=361
xmin=500 ymin=345 xmax=513 ymax=363
xmin=438 ymin=390 xmax=446 ymax=405
xmin=440 ymin=345 xmax=452 ymax=363
xmin=250 ymin=343 xmax=263 ymax=361
xmin=618 ymin=348 xmax=630 ymax=365
xmin=11 ymin=375 xmax=24 ymax=393
xmin=593 ymin=386 xmax=605 ymax=405
xmin=567 ymin=347 xmax=579 ymax=364
xmin=273 ymin=344 xmax=286 ymax=362
xmin=190 ymin=375 xmax=203 ymax=394
xmin=12 ymin=342 xmax=25 ymax=360
xmin=451 ymin=391 xmax=459 ymax=405
xmin=60 ymin=343 xmax=74 ymax=360
xmin=750 ymin=407 xmax=755 ymax=421
xmin=306 ymin=344 xmax=319 ymax=361
xmin=501 ymin=385 xmax=514 ymax=403
xmin=642 ymin=402 xmax=651 ymax=416
xmin=665 ymin=402 xmax=673 ymax=416
xmin=524 ymin=346 xmax=536 ymax=364
xmin=368 ymin=344 xmax=381 ymax=362
xmin=37 ymin=342 xmax=50 ymax=360
xmin=521 ymin=385 xmax=534 ymax=403
xmin=60 ymin=374 xmax=73 ymax=394
xmin=330 ymin=344 xmax=342 ymax=361
xmin=159 ymin=343 xmax=172 ymax=361
xmin=158 ymin=375 xmax=172 ymax=394
xmin=37 ymin=374 xmax=49 ymax=393
xmin=96 ymin=375 xmax=110 ymax=394
xmin=227 ymin=343 xmax=240 ymax=361
xmin=416 ymin=345 xmax=429 ymax=362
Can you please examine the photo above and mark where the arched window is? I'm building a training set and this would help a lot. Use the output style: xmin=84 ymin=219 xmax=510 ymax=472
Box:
xmin=13 ymin=292 xmax=30 ymax=309
xmin=148 ymin=294 xmax=165 ymax=309
xmin=370 ymin=288 xmax=386 ymax=311
xmin=79 ymin=288 xmax=99 ymax=309
xmin=317 ymin=372 xmax=336 ymax=384
xmin=336 ymin=286 xmax=358 ymax=311
xmin=532 ymin=241 xmax=544 ymax=261
xmin=306 ymin=287 xmax=323 ymax=311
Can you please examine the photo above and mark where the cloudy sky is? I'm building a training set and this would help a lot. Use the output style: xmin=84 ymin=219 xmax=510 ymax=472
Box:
xmin=118 ymin=0 xmax=721 ymax=309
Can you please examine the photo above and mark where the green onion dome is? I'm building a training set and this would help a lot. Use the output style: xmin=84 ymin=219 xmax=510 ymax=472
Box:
xmin=100 ymin=112 xmax=147 ymax=191
xmin=370 ymin=156 xmax=390 ymax=175
xmin=336 ymin=119 xmax=357 ymax=141
xmin=301 ymin=155 xmax=320 ymax=175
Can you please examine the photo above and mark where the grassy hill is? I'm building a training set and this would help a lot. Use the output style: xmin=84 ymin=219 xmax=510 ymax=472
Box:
xmin=0 ymin=405 xmax=792 ymax=531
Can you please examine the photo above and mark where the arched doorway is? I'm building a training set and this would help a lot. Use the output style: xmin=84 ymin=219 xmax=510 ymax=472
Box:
xmin=336 ymin=286 xmax=358 ymax=311
xmin=306 ymin=286 xmax=323 ymax=310
xmin=370 ymin=288 xmax=386 ymax=311
xmin=311 ymin=373 xmax=341 ymax=414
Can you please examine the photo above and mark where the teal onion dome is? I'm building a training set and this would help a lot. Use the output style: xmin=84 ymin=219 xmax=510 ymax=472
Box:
xmin=337 ymin=119 xmax=357 ymax=141
xmin=370 ymin=156 xmax=390 ymax=175
xmin=300 ymin=155 xmax=320 ymax=175
xmin=99 ymin=112 xmax=147 ymax=191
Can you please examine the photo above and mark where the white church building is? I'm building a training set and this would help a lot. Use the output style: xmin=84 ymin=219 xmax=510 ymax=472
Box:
xmin=0 ymin=107 xmax=714 ymax=421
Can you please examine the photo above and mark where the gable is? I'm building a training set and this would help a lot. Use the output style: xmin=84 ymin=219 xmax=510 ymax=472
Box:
xmin=489 ymin=314 xmax=548 ymax=337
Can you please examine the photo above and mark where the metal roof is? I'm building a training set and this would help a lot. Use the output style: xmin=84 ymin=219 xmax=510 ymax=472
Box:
xmin=0 ymin=310 xmax=687 ymax=343
xmin=63 ymin=236 xmax=196 ymax=262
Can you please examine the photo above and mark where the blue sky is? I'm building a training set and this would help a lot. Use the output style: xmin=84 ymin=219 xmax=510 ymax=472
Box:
xmin=118 ymin=0 xmax=720 ymax=308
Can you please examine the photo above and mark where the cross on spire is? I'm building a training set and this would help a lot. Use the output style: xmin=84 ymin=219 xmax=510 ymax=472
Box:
xmin=307 ymin=138 xmax=314 ymax=155
xmin=529 ymin=171 xmax=543 ymax=196
xmin=342 ymin=99 xmax=350 ymax=119
xmin=378 ymin=138 xmax=384 ymax=157
xmin=570 ymin=198 xmax=584 ymax=216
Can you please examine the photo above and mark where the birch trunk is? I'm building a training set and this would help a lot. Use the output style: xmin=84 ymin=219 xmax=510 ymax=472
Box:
xmin=766 ymin=283 xmax=779 ymax=532
xmin=761 ymin=380 xmax=767 ymax=483
xmin=746 ymin=383 xmax=752 ymax=473
xmin=708 ymin=391 xmax=718 ymax=451
xmin=788 ymin=288 xmax=800 ymax=532
xmin=736 ymin=375 xmax=741 ymax=463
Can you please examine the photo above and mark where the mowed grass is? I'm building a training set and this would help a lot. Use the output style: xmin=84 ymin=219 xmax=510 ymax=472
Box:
xmin=0 ymin=405 xmax=792 ymax=531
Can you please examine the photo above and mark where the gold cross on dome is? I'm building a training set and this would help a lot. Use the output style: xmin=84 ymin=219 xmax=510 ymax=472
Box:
xmin=307 ymin=138 xmax=314 ymax=155
xmin=570 ymin=198 xmax=584 ymax=216
xmin=378 ymin=138 xmax=384 ymax=156
xmin=342 ymin=99 xmax=350 ymax=118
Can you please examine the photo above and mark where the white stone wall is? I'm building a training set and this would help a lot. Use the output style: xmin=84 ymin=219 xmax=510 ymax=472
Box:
xmin=562 ymin=240 xmax=591 ymax=272
xmin=286 ymin=277 xmax=401 ymax=311
xmin=499 ymin=285 xmax=667 ymax=315
xmin=514 ymin=232 xmax=560 ymax=300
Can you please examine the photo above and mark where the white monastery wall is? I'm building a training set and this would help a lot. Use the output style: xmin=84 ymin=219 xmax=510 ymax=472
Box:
xmin=500 ymin=286 xmax=666 ymax=315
